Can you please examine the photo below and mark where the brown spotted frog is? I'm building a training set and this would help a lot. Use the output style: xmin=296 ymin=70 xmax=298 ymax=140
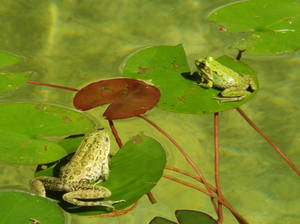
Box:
xmin=30 ymin=129 xmax=124 ymax=208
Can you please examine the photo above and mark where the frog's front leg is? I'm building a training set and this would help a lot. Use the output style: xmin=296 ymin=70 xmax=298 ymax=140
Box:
xmin=30 ymin=176 xmax=64 ymax=197
xmin=197 ymin=78 xmax=214 ymax=89
xmin=102 ymin=160 xmax=109 ymax=181
xmin=63 ymin=185 xmax=125 ymax=207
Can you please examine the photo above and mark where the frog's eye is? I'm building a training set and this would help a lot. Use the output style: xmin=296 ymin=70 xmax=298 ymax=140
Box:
xmin=199 ymin=62 xmax=206 ymax=67
xmin=105 ymin=137 xmax=109 ymax=142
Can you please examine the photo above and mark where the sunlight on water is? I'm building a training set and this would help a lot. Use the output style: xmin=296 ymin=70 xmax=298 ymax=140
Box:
xmin=47 ymin=3 xmax=58 ymax=49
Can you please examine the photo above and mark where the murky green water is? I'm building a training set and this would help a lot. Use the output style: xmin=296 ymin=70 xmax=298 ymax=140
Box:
xmin=0 ymin=0 xmax=299 ymax=223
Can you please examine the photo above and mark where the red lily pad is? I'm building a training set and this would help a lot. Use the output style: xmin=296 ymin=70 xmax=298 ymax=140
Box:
xmin=73 ymin=78 xmax=160 ymax=120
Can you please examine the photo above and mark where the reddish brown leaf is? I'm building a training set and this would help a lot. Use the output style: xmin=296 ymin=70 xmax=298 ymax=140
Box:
xmin=73 ymin=78 xmax=160 ymax=120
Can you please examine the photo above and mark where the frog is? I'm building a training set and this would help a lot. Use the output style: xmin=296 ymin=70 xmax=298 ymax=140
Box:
xmin=30 ymin=129 xmax=125 ymax=208
xmin=195 ymin=56 xmax=256 ymax=102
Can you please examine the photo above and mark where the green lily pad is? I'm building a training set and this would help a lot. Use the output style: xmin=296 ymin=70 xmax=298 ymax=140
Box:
xmin=0 ymin=103 xmax=94 ymax=164
xmin=58 ymin=134 xmax=85 ymax=155
xmin=149 ymin=210 xmax=217 ymax=224
xmin=0 ymin=72 xmax=31 ymax=95
xmin=0 ymin=51 xmax=30 ymax=94
xmin=0 ymin=51 xmax=20 ymax=68
xmin=123 ymin=45 xmax=258 ymax=113
xmin=208 ymin=0 xmax=300 ymax=55
xmin=0 ymin=129 xmax=67 ymax=165
xmin=0 ymin=190 xmax=65 ymax=224
xmin=175 ymin=210 xmax=217 ymax=224
xmin=149 ymin=217 xmax=177 ymax=224
xmin=35 ymin=133 xmax=166 ymax=215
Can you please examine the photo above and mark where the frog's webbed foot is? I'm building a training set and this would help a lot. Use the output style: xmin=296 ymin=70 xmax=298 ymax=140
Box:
xmin=63 ymin=187 xmax=125 ymax=207
xmin=30 ymin=176 xmax=63 ymax=197
xmin=196 ymin=79 xmax=214 ymax=89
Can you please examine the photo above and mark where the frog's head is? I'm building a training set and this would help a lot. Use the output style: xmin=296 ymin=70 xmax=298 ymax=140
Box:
xmin=195 ymin=56 xmax=216 ymax=81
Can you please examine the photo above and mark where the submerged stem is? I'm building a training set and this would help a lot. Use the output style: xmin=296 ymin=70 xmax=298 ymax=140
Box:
xmin=236 ymin=107 xmax=300 ymax=176
xmin=163 ymin=173 xmax=248 ymax=224
xmin=165 ymin=165 xmax=217 ymax=192
xmin=137 ymin=115 xmax=218 ymax=212
xmin=214 ymin=112 xmax=223 ymax=223
xmin=27 ymin=80 xmax=79 ymax=92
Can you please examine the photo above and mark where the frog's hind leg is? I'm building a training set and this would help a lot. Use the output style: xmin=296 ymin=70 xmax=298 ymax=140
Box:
xmin=63 ymin=185 xmax=125 ymax=207
xmin=214 ymin=86 xmax=251 ymax=102
xmin=30 ymin=176 xmax=63 ymax=197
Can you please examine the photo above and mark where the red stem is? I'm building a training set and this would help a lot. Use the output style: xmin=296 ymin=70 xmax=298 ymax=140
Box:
xmin=108 ymin=120 xmax=123 ymax=148
xmin=236 ymin=49 xmax=246 ymax=60
xmin=146 ymin=191 xmax=157 ymax=204
xmin=214 ymin=112 xmax=223 ymax=223
xmin=163 ymin=174 xmax=215 ymax=197
xmin=90 ymin=201 xmax=138 ymax=218
xmin=140 ymin=116 xmax=248 ymax=223
xmin=163 ymin=174 xmax=248 ymax=224
xmin=27 ymin=80 xmax=79 ymax=92
xmin=165 ymin=165 xmax=217 ymax=192
xmin=236 ymin=107 xmax=300 ymax=176
xmin=137 ymin=114 xmax=218 ymax=212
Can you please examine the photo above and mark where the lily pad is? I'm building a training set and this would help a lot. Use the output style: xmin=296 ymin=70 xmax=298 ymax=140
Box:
xmin=35 ymin=133 xmax=166 ymax=215
xmin=0 ymin=103 xmax=94 ymax=164
xmin=0 ymin=190 xmax=65 ymax=224
xmin=123 ymin=45 xmax=258 ymax=113
xmin=150 ymin=210 xmax=217 ymax=224
xmin=175 ymin=210 xmax=217 ymax=224
xmin=0 ymin=51 xmax=20 ymax=68
xmin=0 ymin=51 xmax=30 ymax=94
xmin=150 ymin=217 xmax=177 ymax=224
xmin=73 ymin=78 xmax=160 ymax=120
xmin=0 ymin=72 xmax=31 ymax=95
xmin=58 ymin=134 xmax=85 ymax=155
xmin=208 ymin=0 xmax=300 ymax=55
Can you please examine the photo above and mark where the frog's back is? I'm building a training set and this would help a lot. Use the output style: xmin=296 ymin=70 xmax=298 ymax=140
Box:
xmin=209 ymin=59 xmax=242 ymax=89
xmin=60 ymin=130 xmax=110 ymax=184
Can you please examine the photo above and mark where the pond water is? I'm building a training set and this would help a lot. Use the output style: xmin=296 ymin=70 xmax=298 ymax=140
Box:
xmin=0 ymin=0 xmax=299 ymax=224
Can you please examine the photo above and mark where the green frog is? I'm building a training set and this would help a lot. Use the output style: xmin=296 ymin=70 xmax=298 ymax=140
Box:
xmin=195 ymin=56 xmax=256 ymax=102
xmin=30 ymin=129 xmax=125 ymax=208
